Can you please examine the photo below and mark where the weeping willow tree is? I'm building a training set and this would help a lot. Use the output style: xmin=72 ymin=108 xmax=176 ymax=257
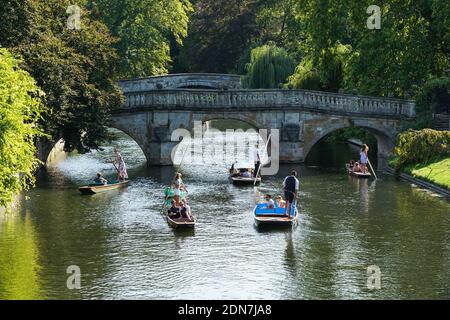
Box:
xmin=242 ymin=44 xmax=296 ymax=89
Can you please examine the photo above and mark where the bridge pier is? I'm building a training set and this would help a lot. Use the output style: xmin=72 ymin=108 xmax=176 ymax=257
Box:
xmin=147 ymin=141 xmax=179 ymax=166
xmin=279 ymin=142 xmax=305 ymax=163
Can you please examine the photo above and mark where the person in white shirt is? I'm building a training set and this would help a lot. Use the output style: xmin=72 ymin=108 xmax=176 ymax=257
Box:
xmin=253 ymin=145 xmax=261 ymax=178
xmin=264 ymin=194 xmax=275 ymax=209
xmin=282 ymin=170 xmax=300 ymax=217
xmin=360 ymin=144 xmax=369 ymax=173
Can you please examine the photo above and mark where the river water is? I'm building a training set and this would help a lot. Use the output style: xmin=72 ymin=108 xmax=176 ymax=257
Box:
xmin=0 ymin=129 xmax=449 ymax=300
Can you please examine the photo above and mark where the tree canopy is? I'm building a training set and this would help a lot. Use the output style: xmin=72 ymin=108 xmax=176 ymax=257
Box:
xmin=242 ymin=44 xmax=296 ymax=89
xmin=92 ymin=0 xmax=193 ymax=78
xmin=0 ymin=49 xmax=45 ymax=206
xmin=0 ymin=0 xmax=123 ymax=153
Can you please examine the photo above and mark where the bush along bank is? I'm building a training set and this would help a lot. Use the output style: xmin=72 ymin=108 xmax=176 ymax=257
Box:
xmin=389 ymin=129 xmax=450 ymax=191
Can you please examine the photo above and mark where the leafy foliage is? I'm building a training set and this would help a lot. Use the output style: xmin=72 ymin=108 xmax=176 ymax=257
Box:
xmin=393 ymin=129 xmax=450 ymax=168
xmin=92 ymin=0 xmax=193 ymax=77
xmin=179 ymin=0 xmax=260 ymax=73
xmin=0 ymin=49 xmax=45 ymax=206
xmin=242 ymin=44 xmax=295 ymax=89
xmin=289 ymin=43 xmax=351 ymax=92
xmin=0 ymin=0 xmax=123 ymax=153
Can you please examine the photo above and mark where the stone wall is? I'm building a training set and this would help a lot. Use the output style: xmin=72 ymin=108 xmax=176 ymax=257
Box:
xmin=119 ymin=74 xmax=242 ymax=92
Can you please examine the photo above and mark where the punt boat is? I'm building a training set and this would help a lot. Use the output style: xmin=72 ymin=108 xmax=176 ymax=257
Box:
xmin=78 ymin=180 xmax=129 ymax=195
xmin=163 ymin=187 xmax=195 ymax=229
xmin=345 ymin=164 xmax=372 ymax=179
xmin=229 ymin=162 xmax=261 ymax=185
xmin=253 ymin=203 xmax=299 ymax=227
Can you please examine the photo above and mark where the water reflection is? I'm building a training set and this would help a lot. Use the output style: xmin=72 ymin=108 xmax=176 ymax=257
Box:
xmin=0 ymin=129 xmax=449 ymax=299
xmin=0 ymin=203 xmax=42 ymax=300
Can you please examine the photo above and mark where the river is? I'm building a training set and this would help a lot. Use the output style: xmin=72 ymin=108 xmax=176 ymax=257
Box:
xmin=0 ymin=129 xmax=449 ymax=300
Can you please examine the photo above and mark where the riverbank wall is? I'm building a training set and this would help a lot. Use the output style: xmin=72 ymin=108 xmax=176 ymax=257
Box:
xmin=384 ymin=166 xmax=450 ymax=199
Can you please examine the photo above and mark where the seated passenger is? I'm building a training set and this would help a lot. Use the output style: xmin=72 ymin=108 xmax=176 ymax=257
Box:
xmin=275 ymin=196 xmax=286 ymax=208
xmin=94 ymin=173 xmax=108 ymax=185
xmin=241 ymin=170 xmax=251 ymax=178
xmin=348 ymin=160 xmax=355 ymax=171
xmin=353 ymin=161 xmax=362 ymax=172
xmin=265 ymin=194 xmax=275 ymax=209
xmin=180 ymin=200 xmax=192 ymax=220
xmin=229 ymin=163 xmax=240 ymax=177
xmin=168 ymin=200 xmax=181 ymax=219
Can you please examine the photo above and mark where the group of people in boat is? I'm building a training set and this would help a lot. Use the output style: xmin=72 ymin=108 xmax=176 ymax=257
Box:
xmin=167 ymin=172 xmax=194 ymax=221
xmin=229 ymin=145 xmax=262 ymax=179
xmin=93 ymin=148 xmax=129 ymax=185
xmin=168 ymin=199 xmax=193 ymax=221
xmin=229 ymin=164 xmax=255 ymax=178
xmin=259 ymin=170 xmax=300 ymax=217
xmin=348 ymin=144 xmax=370 ymax=174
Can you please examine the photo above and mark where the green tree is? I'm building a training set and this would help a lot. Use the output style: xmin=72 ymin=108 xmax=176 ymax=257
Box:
xmin=0 ymin=49 xmax=45 ymax=206
xmin=180 ymin=0 xmax=261 ymax=73
xmin=289 ymin=42 xmax=351 ymax=92
xmin=0 ymin=0 xmax=123 ymax=154
xmin=242 ymin=44 xmax=296 ymax=89
xmin=92 ymin=0 xmax=193 ymax=78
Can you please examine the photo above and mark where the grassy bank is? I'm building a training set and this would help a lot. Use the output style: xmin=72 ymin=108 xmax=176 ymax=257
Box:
xmin=402 ymin=158 xmax=450 ymax=190
xmin=390 ymin=129 xmax=450 ymax=191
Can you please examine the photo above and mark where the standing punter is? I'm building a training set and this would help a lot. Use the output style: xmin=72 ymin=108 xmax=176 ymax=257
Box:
xmin=253 ymin=145 xmax=261 ymax=178
xmin=282 ymin=170 xmax=299 ymax=217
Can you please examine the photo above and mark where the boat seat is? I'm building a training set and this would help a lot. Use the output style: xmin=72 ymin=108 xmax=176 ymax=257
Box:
xmin=255 ymin=203 xmax=295 ymax=216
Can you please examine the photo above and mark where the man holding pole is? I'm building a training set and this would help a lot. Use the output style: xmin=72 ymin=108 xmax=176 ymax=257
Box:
xmin=253 ymin=144 xmax=261 ymax=178
xmin=282 ymin=170 xmax=299 ymax=217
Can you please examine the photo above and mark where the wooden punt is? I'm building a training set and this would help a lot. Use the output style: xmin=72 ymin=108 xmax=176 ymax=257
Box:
xmin=163 ymin=187 xmax=195 ymax=229
xmin=345 ymin=164 xmax=372 ymax=179
xmin=229 ymin=162 xmax=261 ymax=186
xmin=166 ymin=215 xmax=196 ymax=229
xmin=78 ymin=180 xmax=129 ymax=195
xmin=231 ymin=176 xmax=261 ymax=185
xmin=254 ymin=204 xmax=298 ymax=227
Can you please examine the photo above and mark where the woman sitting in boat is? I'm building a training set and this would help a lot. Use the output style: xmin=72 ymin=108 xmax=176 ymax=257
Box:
xmin=180 ymin=200 xmax=193 ymax=220
xmin=348 ymin=160 xmax=362 ymax=173
xmin=360 ymin=144 xmax=369 ymax=173
xmin=173 ymin=173 xmax=185 ymax=206
xmin=168 ymin=200 xmax=181 ymax=219
xmin=275 ymin=196 xmax=286 ymax=208
xmin=114 ymin=148 xmax=129 ymax=181
xmin=241 ymin=170 xmax=251 ymax=178
xmin=229 ymin=163 xmax=240 ymax=177
xmin=94 ymin=173 xmax=108 ymax=185
xmin=264 ymin=194 xmax=275 ymax=209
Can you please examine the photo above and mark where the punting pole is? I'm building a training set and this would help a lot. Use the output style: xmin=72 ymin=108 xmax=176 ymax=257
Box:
xmin=254 ymin=134 xmax=272 ymax=186
xmin=368 ymin=158 xmax=378 ymax=180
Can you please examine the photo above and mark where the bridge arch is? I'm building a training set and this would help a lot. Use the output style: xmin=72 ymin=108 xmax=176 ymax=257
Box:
xmin=303 ymin=120 xmax=396 ymax=169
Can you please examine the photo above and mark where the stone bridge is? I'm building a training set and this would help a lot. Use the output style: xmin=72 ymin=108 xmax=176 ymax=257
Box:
xmin=111 ymin=74 xmax=416 ymax=169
